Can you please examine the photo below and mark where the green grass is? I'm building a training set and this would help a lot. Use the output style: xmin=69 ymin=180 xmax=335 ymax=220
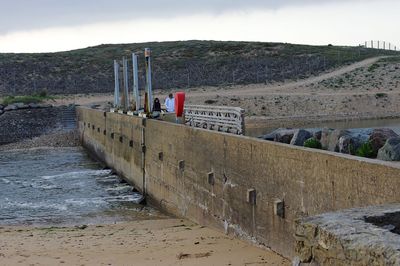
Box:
xmin=356 ymin=141 xmax=375 ymax=158
xmin=303 ymin=138 xmax=322 ymax=149
xmin=1 ymin=94 xmax=53 ymax=105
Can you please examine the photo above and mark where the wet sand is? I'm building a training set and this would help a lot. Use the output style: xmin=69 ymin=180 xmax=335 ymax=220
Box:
xmin=0 ymin=218 xmax=289 ymax=266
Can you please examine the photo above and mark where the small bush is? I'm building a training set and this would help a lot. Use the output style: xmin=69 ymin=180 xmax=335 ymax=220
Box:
xmin=204 ymin=99 xmax=217 ymax=104
xmin=356 ymin=141 xmax=375 ymax=158
xmin=375 ymin=93 xmax=387 ymax=98
xmin=368 ymin=63 xmax=379 ymax=72
xmin=304 ymin=138 xmax=322 ymax=149
xmin=38 ymin=89 xmax=48 ymax=97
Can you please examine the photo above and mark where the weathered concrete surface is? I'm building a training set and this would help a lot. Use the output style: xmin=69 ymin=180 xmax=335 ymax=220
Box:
xmin=77 ymin=107 xmax=400 ymax=259
xmin=295 ymin=204 xmax=400 ymax=265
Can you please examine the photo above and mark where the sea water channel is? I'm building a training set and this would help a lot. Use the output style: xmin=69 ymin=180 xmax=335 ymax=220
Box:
xmin=0 ymin=147 xmax=166 ymax=226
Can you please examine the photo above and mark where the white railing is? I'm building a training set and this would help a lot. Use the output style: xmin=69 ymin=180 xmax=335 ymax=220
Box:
xmin=184 ymin=105 xmax=245 ymax=135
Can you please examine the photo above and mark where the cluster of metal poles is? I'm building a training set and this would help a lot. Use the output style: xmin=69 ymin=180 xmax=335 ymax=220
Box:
xmin=113 ymin=48 xmax=153 ymax=113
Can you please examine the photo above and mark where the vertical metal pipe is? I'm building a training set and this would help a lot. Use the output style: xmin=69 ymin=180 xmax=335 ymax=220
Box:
xmin=132 ymin=53 xmax=140 ymax=111
xmin=123 ymin=57 xmax=130 ymax=110
xmin=145 ymin=48 xmax=153 ymax=112
xmin=114 ymin=60 xmax=120 ymax=108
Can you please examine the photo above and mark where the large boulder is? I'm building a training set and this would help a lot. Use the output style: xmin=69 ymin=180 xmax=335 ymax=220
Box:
xmin=321 ymin=128 xmax=351 ymax=151
xmin=38 ymin=103 xmax=53 ymax=108
xmin=338 ymin=135 xmax=361 ymax=154
xmin=290 ymin=129 xmax=312 ymax=146
xmin=14 ymin=102 xmax=29 ymax=109
xmin=369 ymin=128 xmax=399 ymax=157
xmin=313 ymin=130 xmax=322 ymax=141
xmin=4 ymin=104 xmax=18 ymax=111
xmin=338 ymin=128 xmax=372 ymax=154
xmin=258 ymin=128 xmax=293 ymax=142
xmin=28 ymin=103 xmax=40 ymax=109
xmin=274 ymin=129 xmax=296 ymax=144
xmin=377 ymin=137 xmax=400 ymax=161
xmin=0 ymin=110 xmax=3 ymax=115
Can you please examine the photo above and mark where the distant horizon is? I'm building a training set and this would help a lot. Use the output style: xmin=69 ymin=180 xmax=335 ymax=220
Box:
xmin=1 ymin=39 xmax=397 ymax=54
xmin=0 ymin=0 xmax=399 ymax=53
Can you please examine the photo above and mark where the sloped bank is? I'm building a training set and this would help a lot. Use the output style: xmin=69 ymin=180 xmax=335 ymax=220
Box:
xmin=0 ymin=104 xmax=63 ymax=145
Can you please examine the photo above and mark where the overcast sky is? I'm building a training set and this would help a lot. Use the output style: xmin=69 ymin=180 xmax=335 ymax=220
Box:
xmin=0 ymin=0 xmax=398 ymax=53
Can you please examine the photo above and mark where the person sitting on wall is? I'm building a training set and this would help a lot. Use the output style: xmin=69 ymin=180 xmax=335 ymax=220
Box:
xmin=165 ymin=93 xmax=175 ymax=113
xmin=153 ymin=98 xmax=161 ymax=112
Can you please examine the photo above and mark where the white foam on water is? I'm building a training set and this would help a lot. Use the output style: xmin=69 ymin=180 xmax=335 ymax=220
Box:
xmin=2 ymin=201 xmax=69 ymax=211
xmin=105 ymin=185 xmax=132 ymax=192
xmin=65 ymin=198 xmax=107 ymax=207
xmin=1 ymin=178 xmax=11 ymax=184
xmin=41 ymin=169 xmax=112 ymax=180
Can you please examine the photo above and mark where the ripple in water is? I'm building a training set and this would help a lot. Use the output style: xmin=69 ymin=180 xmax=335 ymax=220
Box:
xmin=0 ymin=147 xmax=165 ymax=226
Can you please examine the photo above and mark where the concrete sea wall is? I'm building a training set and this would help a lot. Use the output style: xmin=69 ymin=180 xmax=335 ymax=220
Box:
xmin=77 ymin=107 xmax=400 ymax=258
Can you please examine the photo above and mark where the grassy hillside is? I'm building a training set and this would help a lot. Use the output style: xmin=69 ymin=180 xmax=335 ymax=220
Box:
xmin=0 ymin=40 xmax=397 ymax=96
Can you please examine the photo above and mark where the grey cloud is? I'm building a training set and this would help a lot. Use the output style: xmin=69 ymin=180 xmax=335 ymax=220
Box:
xmin=0 ymin=0 xmax=368 ymax=34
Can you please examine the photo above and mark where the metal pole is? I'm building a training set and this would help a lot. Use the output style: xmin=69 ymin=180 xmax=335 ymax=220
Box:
xmin=123 ymin=57 xmax=129 ymax=111
xmin=132 ymin=53 xmax=140 ymax=111
xmin=114 ymin=60 xmax=120 ymax=108
xmin=371 ymin=40 xmax=373 ymax=49
xmin=377 ymin=40 xmax=380 ymax=49
xmin=145 ymin=48 xmax=153 ymax=112
xmin=365 ymin=41 xmax=367 ymax=48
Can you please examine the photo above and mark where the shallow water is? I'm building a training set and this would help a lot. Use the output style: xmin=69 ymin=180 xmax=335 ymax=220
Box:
xmin=0 ymin=147 xmax=165 ymax=226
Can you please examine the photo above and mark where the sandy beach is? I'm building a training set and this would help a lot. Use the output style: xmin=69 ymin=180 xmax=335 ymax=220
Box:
xmin=0 ymin=218 xmax=288 ymax=266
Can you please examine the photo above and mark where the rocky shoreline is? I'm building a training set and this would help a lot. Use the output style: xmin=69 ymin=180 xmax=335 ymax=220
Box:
xmin=0 ymin=102 xmax=79 ymax=150
xmin=259 ymin=127 xmax=400 ymax=161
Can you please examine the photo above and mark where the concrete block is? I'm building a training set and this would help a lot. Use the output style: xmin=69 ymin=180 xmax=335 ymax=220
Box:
xmin=247 ymin=189 xmax=256 ymax=205
xmin=274 ymin=199 xmax=285 ymax=218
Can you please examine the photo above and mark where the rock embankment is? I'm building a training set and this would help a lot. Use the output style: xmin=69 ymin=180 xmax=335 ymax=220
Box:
xmin=0 ymin=103 xmax=78 ymax=147
xmin=259 ymin=127 xmax=400 ymax=162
